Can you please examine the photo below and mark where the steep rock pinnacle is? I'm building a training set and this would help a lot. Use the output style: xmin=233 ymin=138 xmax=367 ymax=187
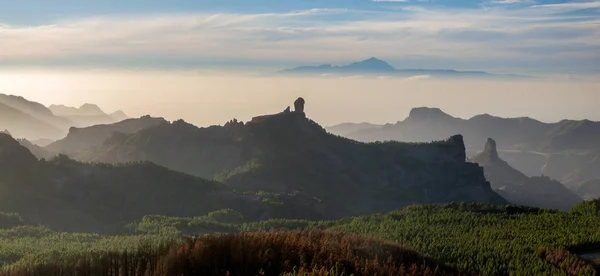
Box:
xmin=484 ymin=138 xmax=500 ymax=160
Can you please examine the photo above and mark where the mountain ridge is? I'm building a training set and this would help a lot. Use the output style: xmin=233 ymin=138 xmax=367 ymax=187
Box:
xmin=0 ymin=132 xmax=323 ymax=232
xmin=45 ymin=98 xmax=506 ymax=219
xmin=279 ymin=57 xmax=532 ymax=79
xmin=327 ymin=107 xmax=600 ymax=199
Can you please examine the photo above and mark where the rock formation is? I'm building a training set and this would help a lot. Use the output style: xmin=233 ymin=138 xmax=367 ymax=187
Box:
xmin=472 ymin=138 xmax=582 ymax=210
xmin=294 ymin=97 xmax=305 ymax=113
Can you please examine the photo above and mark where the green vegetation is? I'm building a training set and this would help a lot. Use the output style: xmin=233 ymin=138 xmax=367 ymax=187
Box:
xmin=1 ymin=231 xmax=465 ymax=276
xmin=0 ymin=213 xmax=180 ymax=270
xmin=245 ymin=202 xmax=600 ymax=275
xmin=2 ymin=201 xmax=600 ymax=275
xmin=126 ymin=211 xmax=241 ymax=235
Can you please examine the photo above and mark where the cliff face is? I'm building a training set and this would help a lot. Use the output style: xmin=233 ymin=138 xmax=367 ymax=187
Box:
xmin=61 ymin=101 xmax=505 ymax=218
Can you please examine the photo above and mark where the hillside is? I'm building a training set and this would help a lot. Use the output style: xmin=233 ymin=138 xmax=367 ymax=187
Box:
xmin=2 ymin=231 xmax=466 ymax=276
xmin=0 ymin=133 xmax=320 ymax=233
xmin=249 ymin=202 xmax=600 ymax=275
xmin=326 ymin=122 xmax=382 ymax=137
xmin=0 ymin=102 xmax=65 ymax=140
xmin=0 ymin=94 xmax=133 ymax=140
xmin=51 ymin=99 xmax=506 ymax=219
xmin=471 ymin=138 xmax=583 ymax=210
xmin=330 ymin=107 xmax=600 ymax=196
xmin=1 ymin=202 xmax=600 ymax=275
xmin=46 ymin=115 xmax=168 ymax=156
xmin=0 ymin=94 xmax=72 ymax=134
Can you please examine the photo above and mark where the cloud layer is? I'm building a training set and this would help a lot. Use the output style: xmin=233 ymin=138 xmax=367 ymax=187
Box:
xmin=0 ymin=1 xmax=598 ymax=72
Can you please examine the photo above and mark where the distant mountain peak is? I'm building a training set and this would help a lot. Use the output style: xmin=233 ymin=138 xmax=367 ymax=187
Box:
xmin=79 ymin=103 xmax=105 ymax=115
xmin=109 ymin=110 xmax=129 ymax=122
xmin=346 ymin=57 xmax=396 ymax=71
xmin=408 ymin=107 xmax=455 ymax=121
xmin=278 ymin=58 xmax=532 ymax=79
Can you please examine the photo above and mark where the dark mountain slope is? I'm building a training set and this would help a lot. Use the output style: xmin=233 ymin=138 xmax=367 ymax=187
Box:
xmin=472 ymin=138 xmax=583 ymax=210
xmin=0 ymin=133 xmax=319 ymax=233
xmin=64 ymin=100 xmax=506 ymax=218
xmin=46 ymin=115 xmax=168 ymax=155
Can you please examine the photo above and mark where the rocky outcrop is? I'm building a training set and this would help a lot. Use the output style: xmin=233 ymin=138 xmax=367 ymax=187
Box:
xmin=294 ymin=97 xmax=305 ymax=113
xmin=473 ymin=138 xmax=583 ymax=210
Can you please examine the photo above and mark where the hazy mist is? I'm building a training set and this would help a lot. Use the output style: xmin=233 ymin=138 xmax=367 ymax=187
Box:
xmin=1 ymin=69 xmax=599 ymax=127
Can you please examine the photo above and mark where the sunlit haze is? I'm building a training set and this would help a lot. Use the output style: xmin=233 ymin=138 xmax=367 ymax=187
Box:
xmin=0 ymin=69 xmax=598 ymax=127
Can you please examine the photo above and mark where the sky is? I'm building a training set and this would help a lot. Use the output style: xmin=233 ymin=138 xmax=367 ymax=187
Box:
xmin=0 ymin=0 xmax=599 ymax=74
xmin=0 ymin=1 xmax=599 ymax=127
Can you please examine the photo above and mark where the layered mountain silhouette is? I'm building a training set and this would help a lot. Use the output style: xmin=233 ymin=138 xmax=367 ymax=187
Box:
xmin=0 ymin=102 xmax=65 ymax=140
xmin=328 ymin=107 xmax=600 ymax=198
xmin=49 ymin=103 xmax=129 ymax=127
xmin=0 ymin=93 xmax=130 ymax=141
xmin=0 ymin=132 xmax=322 ymax=233
xmin=279 ymin=57 xmax=531 ymax=79
xmin=46 ymin=115 xmax=168 ymax=156
xmin=471 ymin=138 xmax=582 ymax=210
xmin=45 ymin=98 xmax=505 ymax=219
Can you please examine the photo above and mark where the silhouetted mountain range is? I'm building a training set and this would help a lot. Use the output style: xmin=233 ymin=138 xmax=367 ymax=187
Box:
xmin=472 ymin=138 xmax=582 ymax=210
xmin=279 ymin=57 xmax=532 ymax=79
xmin=49 ymin=103 xmax=129 ymax=127
xmin=0 ymin=102 xmax=65 ymax=139
xmin=0 ymin=93 xmax=129 ymax=140
xmin=0 ymin=132 xmax=323 ymax=233
xmin=328 ymin=107 xmax=600 ymax=152
xmin=44 ymin=99 xmax=505 ymax=220
xmin=328 ymin=107 xmax=600 ymax=200
xmin=46 ymin=115 xmax=167 ymax=156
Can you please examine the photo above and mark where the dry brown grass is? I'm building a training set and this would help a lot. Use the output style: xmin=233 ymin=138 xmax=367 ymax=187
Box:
xmin=538 ymin=248 xmax=597 ymax=276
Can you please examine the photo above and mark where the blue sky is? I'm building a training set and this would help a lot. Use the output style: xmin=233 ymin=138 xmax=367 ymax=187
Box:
xmin=0 ymin=0 xmax=599 ymax=73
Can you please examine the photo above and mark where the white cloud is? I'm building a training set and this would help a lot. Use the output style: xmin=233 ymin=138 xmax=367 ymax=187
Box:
xmin=404 ymin=75 xmax=431 ymax=80
xmin=0 ymin=4 xmax=598 ymax=69
xmin=490 ymin=0 xmax=534 ymax=4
